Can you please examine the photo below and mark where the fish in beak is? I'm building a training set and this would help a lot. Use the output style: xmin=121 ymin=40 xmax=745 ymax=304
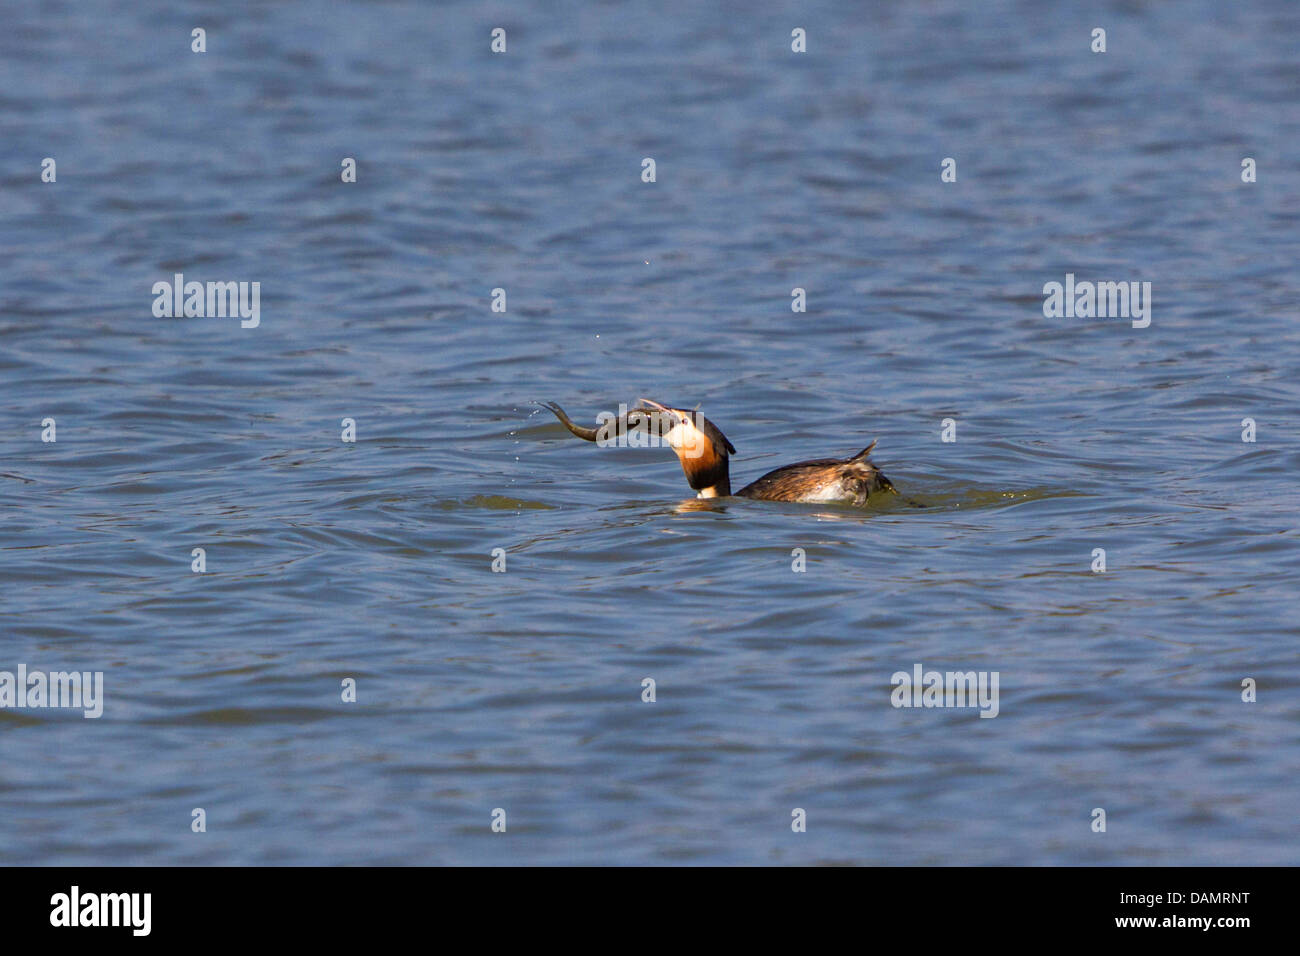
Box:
xmin=537 ymin=399 xmax=736 ymax=498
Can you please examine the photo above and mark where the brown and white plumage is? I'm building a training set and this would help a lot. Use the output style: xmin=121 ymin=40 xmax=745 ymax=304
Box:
xmin=538 ymin=399 xmax=898 ymax=505
xmin=735 ymin=441 xmax=895 ymax=505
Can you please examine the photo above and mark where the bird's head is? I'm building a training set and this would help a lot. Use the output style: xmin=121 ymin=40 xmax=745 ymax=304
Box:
xmin=637 ymin=398 xmax=735 ymax=497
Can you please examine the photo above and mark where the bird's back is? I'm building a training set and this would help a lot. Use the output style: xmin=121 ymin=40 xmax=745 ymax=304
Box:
xmin=736 ymin=456 xmax=895 ymax=505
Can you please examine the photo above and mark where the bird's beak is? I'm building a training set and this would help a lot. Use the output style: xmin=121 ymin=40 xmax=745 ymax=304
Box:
xmin=636 ymin=398 xmax=683 ymax=442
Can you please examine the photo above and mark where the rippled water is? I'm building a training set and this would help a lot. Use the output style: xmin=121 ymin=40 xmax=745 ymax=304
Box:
xmin=2 ymin=0 xmax=1298 ymax=864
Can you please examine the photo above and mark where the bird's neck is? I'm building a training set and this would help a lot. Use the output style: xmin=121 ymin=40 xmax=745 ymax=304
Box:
xmin=680 ymin=445 xmax=731 ymax=498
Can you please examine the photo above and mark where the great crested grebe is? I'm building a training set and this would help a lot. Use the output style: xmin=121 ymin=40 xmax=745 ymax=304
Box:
xmin=538 ymin=398 xmax=898 ymax=505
